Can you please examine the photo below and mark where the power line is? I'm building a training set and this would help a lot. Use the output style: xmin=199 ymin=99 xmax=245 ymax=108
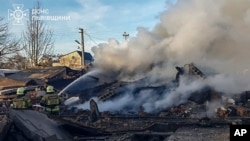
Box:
xmin=85 ymin=32 xmax=99 ymax=46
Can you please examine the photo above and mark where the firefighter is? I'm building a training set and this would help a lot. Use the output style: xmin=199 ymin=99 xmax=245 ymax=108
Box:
xmin=13 ymin=87 xmax=31 ymax=109
xmin=40 ymin=85 xmax=61 ymax=115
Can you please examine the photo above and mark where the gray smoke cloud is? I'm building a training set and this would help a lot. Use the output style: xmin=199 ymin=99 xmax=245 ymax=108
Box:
xmin=92 ymin=0 xmax=250 ymax=80
xmin=76 ymin=0 xmax=250 ymax=113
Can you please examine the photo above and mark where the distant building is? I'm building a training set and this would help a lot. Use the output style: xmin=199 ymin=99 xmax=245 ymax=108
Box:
xmin=57 ymin=51 xmax=93 ymax=69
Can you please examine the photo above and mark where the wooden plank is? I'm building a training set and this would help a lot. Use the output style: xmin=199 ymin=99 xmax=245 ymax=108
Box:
xmin=0 ymin=95 xmax=16 ymax=100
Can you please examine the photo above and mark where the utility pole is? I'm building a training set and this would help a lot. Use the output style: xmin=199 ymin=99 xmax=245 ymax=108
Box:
xmin=79 ymin=28 xmax=85 ymax=68
xmin=123 ymin=32 xmax=129 ymax=41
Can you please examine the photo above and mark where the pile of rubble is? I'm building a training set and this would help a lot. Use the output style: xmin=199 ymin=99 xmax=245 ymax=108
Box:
xmin=51 ymin=63 xmax=250 ymax=140
xmin=2 ymin=63 xmax=250 ymax=141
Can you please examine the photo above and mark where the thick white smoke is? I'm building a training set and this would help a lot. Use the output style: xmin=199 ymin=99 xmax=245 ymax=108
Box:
xmin=77 ymin=0 xmax=250 ymax=113
xmin=92 ymin=0 xmax=250 ymax=79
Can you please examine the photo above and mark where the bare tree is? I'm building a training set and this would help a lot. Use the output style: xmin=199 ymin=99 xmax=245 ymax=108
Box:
xmin=0 ymin=17 xmax=21 ymax=62
xmin=22 ymin=2 xmax=54 ymax=67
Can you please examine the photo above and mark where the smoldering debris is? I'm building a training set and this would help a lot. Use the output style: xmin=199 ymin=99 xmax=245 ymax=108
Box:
xmin=73 ymin=64 xmax=241 ymax=116
xmin=63 ymin=0 xmax=250 ymax=118
xmin=6 ymin=1 xmax=250 ymax=141
xmin=42 ymin=0 xmax=250 ymax=139
xmin=92 ymin=0 xmax=250 ymax=89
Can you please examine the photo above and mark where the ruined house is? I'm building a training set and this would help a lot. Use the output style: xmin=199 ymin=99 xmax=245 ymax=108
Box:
xmin=3 ymin=63 xmax=250 ymax=141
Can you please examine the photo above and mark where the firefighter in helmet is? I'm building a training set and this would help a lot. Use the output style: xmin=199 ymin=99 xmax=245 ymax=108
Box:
xmin=40 ymin=85 xmax=61 ymax=114
xmin=13 ymin=87 xmax=32 ymax=109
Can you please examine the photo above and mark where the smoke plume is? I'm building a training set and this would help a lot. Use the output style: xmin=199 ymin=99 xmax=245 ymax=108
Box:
xmin=92 ymin=0 xmax=250 ymax=80
xmin=76 ymin=0 xmax=250 ymax=112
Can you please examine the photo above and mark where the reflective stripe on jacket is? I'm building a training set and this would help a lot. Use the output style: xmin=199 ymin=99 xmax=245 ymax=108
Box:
xmin=13 ymin=96 xmax=31 ymax=109
xmin=41 ymin=93 xmax=60 ymax=106
xmin=45 ymin=105 xmax=60 ymax=112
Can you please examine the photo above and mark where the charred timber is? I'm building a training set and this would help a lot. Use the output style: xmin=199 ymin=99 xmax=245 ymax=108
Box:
xmin=53 ymin=114 xmax=248 ymax=136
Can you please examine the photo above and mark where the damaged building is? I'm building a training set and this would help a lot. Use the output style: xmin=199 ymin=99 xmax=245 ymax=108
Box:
xmin=1 ymin=63 xmax=250 ymax=141
xmin=54 ymin=63 xmax=250 ymax=140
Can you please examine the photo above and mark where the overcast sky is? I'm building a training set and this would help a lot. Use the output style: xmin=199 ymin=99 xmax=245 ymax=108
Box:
xmin=1 ymin=0 xmax=176 ymax=54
